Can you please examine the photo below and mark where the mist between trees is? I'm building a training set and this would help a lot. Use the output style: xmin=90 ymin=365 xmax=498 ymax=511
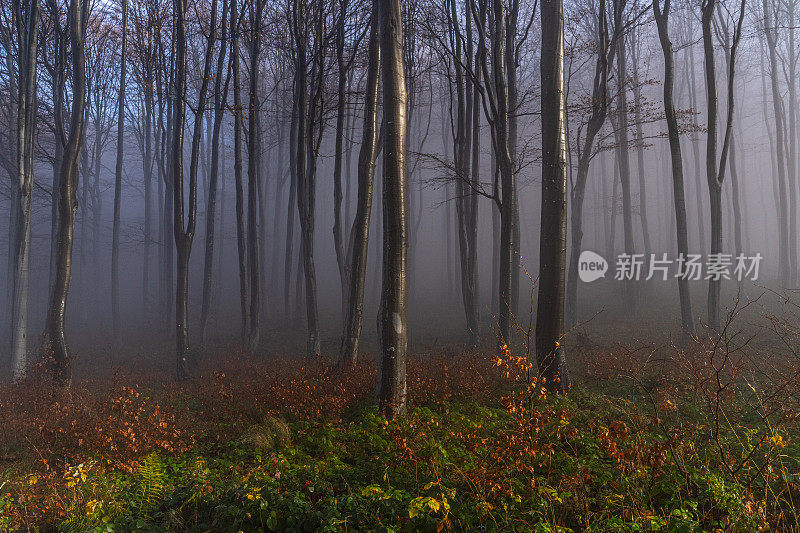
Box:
xmin=0 ymin=0 xmax=794 ymax=412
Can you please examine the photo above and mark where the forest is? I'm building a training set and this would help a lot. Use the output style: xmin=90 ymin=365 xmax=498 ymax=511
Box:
xmin=2 ymin=0 xmax=800 ymax=529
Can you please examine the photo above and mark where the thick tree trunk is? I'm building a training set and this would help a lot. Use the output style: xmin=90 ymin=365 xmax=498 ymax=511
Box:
xmin=44 ymin=0 xmax=87 ymax=384
xmin=506 ymin=0 xmax=521 ymax=322
xmin=284 ymin=107 xmax=297 ymax=321
xmin=376 ymin=0 xmax=409 ymax=419
xmin=763 ymin=1 xmax=789 ymax=286
xmin=10 ymin=0 xmax=40 ymax=381
xmin=270 ymin=95 xmax=286 ymax=305
xmin=631 ymin=40 xmax=650 ymax=256
xmin=485 ymin=0 xmax=516 ymax=349
xmin=294 ymin=0 xmax=323 ymax=357
xmin=172 ymin=0 xmax=190 ymax=379
xmin=142 ymin=64 xmax=154 ymax=321
xmin=536 ymin=0 xmax=571 ymax=393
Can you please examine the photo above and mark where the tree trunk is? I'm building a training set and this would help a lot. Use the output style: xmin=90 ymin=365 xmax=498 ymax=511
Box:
xmin=376 ymin=0 xmax=409 ymax=419
xmin=536 ymin=0 xmax=571 ymax=393
xmin=486 ymin=0 xmax=516 ymax=349
xmin=231 ymin=0 xmax=250 ymax=344
xmin=172 ymin=0 xmax=216 ymax=378
xmin=613 ymin=0 xmax=635 ymax=307
xmin=688 ymin=41 xmax=706 ymax=253
xmin=333 ymin=0 xmax=349 ymax=322
xmin=630 ymin=35 xmax=650 ymax=256
xmin=566 ymin=0 xmax=610 ymax=328
xmin=284 ymin=106 xmax=297 ymax=321
xmin=763 ymin=0 xmax=789 ymax=285
xmin=142 ymin=58 xmax=154 ymax=322
xmin=246 ymin=0 xmax=265 ymax=352
xmin=10 ymin=0 xmax=40 ymax=381
xmin=702 ymin=0 xmax=744 ymax=330
xmin=111 ymin=0 xmax=128 ymax=339
xmin=44 ymin=0 xmax=87 ymax=384
xmin=199 ymin=0 xmax=231 ymax=348
xmin=787 ymin=6 xmax=798 ymax=283
xmin=293 ymin=0 xmax=323 ymax=357
xmin=654 ymin=0 xmax=694 ymax=335
xmin=340 ymin=0 xmax=381 ymax=368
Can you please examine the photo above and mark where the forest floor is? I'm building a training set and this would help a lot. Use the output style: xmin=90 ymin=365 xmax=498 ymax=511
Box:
xmin=1 ymin=285 xmax=800 ymax=532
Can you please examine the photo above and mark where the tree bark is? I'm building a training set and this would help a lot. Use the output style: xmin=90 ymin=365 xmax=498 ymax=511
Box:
xmin=376 ymin=0 xmax=409 ymax=419
xmin=340 ymin=0 xmax=381 ymax=368
xmin=44 ymin=0 xmax=87 ymax=384
xmin=536 ymin=0 xmax=571 ymax=393
xmin=10 ymin=0 xmax=40 ymax=381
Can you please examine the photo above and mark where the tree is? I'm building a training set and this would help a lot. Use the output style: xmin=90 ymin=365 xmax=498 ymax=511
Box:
xmin=128 ymin=0 xmax=161 ymax=322
xmin=535 ymin=0 xmax=571 ymax=393
xmin=654 ymin=0 xmax=694 ymax=335
xmin=612 ymin=0 xmax=635 ymax=307
xmin=292 ymin=0 xmax=327 ymax=357
xmin=172 ymin=0 xmax=218 ymax=379
xmin=340 ymin=0 xmax=381 ymax=368
xmin=762 ymin=0 xmax=789 ymax=286
xmin=9 ymin=0 xmax=40 ymax=381
xmin=230 ymin=0 xmax=250 ymax=344
xmin=701 ymin=0 xmax=744 ymax=331
xmin=245 ymin=0 xmax=265 ymax=352
xmin=200 ymin=0 xmax=232 ymax=348
xmin=447 ymin=0 xmax=480 ymax=345
xmin=376 ymin=0 xmax=409 ymax=419
xmin=332 ymin=0 xmax=351 ymax=322
xmin=469 ymin=0 xmax=516 ymax=348
xmin=111 ymin=0 xmax=128 ymax=339
xmin=43 ymin=0 xmax=88 ymax=383
xmin=565 ymin=0 xmax=616 ymax=328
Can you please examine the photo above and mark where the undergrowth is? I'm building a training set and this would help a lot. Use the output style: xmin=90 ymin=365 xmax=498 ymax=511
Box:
xmin=0 ymin=339 xmax=798 ymax=532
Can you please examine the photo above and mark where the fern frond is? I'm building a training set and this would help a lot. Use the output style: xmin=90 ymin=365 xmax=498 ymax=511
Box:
xmin=135 ymin=452 xmax=166 ymax=519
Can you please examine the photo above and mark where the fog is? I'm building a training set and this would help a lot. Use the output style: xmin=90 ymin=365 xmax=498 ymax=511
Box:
xmin=0 ymin=0 xmax=793 ymax=379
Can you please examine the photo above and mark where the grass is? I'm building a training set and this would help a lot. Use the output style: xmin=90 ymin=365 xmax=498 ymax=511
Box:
xmin=0 ymin=343 xmax=797 ymax=532
xmin=2 ymin=285 xmax=800 ymax=531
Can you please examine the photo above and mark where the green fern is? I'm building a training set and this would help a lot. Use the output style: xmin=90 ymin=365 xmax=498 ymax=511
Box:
xmin=134 ymin=452 xmax=166 ymax=519
xmin=59 ymin=512 xmax=92 ymax=533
